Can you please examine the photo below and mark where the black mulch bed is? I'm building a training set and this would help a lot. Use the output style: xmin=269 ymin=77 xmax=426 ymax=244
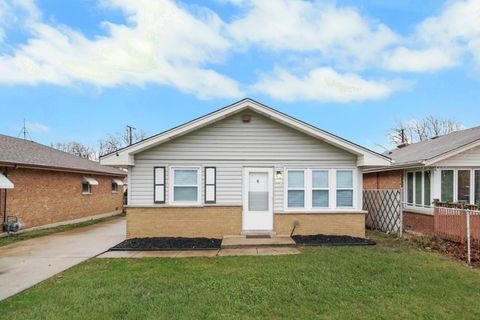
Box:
xmin=293 ymin=234 xmax=376 ymax=246
xmin=111 ymin=237 xmax=222 ymax=251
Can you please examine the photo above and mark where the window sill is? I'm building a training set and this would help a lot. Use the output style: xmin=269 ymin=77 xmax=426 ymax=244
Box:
xmin=82 ymin=193 xmax=92 ymax=196
xmin=278 ymin=210 xmax=366 ymax=215
xmin=403 ymin=206 xmax=434 ymax=216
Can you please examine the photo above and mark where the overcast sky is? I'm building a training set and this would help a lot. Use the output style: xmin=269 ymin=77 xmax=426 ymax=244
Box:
xmin=0 ymin=0 xmax=479 ymax=152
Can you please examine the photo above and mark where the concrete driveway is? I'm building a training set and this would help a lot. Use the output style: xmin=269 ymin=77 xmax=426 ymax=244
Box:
xmin=0 ymin=217 xmax=125 ymax=301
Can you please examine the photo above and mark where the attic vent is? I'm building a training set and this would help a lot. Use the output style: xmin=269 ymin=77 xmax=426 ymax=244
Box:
xmin=431 ymin=136 xmax=439 ymax=140
xmin=397 ymin=142 xmax=409 ymax=149
xmin=242 ymin=114 xmax=251 ymax=123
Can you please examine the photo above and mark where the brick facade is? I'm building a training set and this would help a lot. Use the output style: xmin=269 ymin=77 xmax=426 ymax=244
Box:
xmin=126 ymin=206 xmax=366 ymax=239
xmin=403 ymin=211 xmax=434 ymax=235
xmin=3 ymin=167 xmax=124 ymax=229
xmin=275 ymin=212 xmax=365 ymax=238
xmin=126 ymin=206 xmax=243 ymax=239
xmin=363 ymin=170 xmax=403 ymax=190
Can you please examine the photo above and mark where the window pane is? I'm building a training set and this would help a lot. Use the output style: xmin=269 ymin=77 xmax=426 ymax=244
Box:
xmin=174 ymin=170 xmax=197 ymax=185
xmin=441 ymin=170 xmax=454 ymax=202
xmin=312 ymin=170 xmax=328 ymax=189
xmin=337 ymin=170 xmax=353 ymax=188
xmin=248 ymin=192 xmax=268 ymax=211
xmin=337 ymin=190 xmax=353 ymax=207
xmin=407 ymin=172 xmax=414 ymax=204
xmin=475 ymin=171 xmax=480 ymax=205
xmin=288 ymin=190 xmax=304 ymax=207
xmin=424 ymin=171 xmax=431 ymax=207
xmin=458 ymin=170 xmax=471 ymax=203
xmin=288 ymin=171 xmax=304 ymax=188
xmin=415 ymin=172 xmax=422 ymax=206
xmin=312 ymin=190 xmax=329 ymax=207
xmin=173 ymin=186 xmax=197 ymax=201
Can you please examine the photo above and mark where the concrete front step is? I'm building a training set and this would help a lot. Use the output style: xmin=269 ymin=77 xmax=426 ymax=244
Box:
xmin=221 ymin=235 xmax=296 ymax=249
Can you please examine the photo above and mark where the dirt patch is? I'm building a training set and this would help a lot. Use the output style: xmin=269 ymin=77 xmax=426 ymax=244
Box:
xmin=293 ymin=234 xmax=376 ymax=246
xmin=111 ymin=237 xmax=221 ymax=251
xmin=404 ymin=234 xmax=480 ymax=267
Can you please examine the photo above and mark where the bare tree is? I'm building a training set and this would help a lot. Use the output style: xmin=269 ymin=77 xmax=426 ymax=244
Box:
xmin=51 ymin=142 xmax=97 ymax=160
xmin=98 ymin=127 xmax=147 ymax=156
xmin=389 ymin=115 xmax=463 ymax=145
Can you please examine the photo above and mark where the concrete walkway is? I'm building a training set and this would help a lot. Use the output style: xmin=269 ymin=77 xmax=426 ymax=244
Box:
xmin=98 ymin=246 xmax=301 ymax=258
xmin=0 ymin=217 xmax=125 ymax=301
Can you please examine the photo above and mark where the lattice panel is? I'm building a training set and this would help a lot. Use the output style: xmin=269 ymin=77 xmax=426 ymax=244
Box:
xmin=363 ymin=189 xmax=402 ymax=234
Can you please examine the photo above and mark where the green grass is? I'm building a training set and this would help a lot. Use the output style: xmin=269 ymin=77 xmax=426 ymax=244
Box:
xmin=1 ymin=232 xmax=480 ymax=319
xmin=0 ymin=215 xmax=120 ymax=248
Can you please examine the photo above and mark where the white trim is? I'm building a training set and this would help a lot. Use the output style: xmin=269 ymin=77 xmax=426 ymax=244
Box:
xmin=0 ymin=173 xmax=14 ymax=189
xmin=112 ymin=178 xmax=124 ymax=186
xmin=168 ymin=166 xmax=202 ymax=206
xmin=425 ymin=139 xmax=480 ymax=166
xmin=82 ymin=176 xmax=98 ymax=185
xmin=284 ymin=168 xmax=358 ymax=212
xmin=242 ymin=167 xmax=274 ymax=231
xmin=100 ymin=99 xmax=391 ymax=167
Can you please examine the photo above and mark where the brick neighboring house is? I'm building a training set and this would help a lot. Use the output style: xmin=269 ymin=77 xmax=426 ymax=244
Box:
xmin=0 ymin=134 xmax=126 ymax=231
xmin=364 ymin=126 xmax=480 ymax=235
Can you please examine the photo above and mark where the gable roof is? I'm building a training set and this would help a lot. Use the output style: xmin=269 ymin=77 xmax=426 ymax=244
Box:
xmin=0 ymin=134 xmax=126 ymax=176
xmin=385 ymin=125 xmax=480 ymax=167
xmin=100 ymin=98 xmax=390 ymax=167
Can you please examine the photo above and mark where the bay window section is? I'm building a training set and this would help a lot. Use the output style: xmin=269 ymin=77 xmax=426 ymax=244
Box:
xmin=287 ymin=170 xmax=305 ymax=208
xmin=415 ymin=172 xmax=422 ymax=206
xmin=457 ymin=170 xmax=471 ymax=203
xmin=312 ymin=170 xmax=329 ymax=208
xmin=424 ymin=171 xmax=431 ymax=207
xmin=476 ymin=170 xmax=480 ymax=206
xmin=172 ymin=168 xmax=199 ymax=203
xmin=336 ymin=170 xmax=353 ymax=207
xmin=405 ymin=170 xmax=431 ymax=208
xmin=407 ymin=172 xmax=414 ymax=205
xmin=441 ymin=170 xmax=454 ymax=202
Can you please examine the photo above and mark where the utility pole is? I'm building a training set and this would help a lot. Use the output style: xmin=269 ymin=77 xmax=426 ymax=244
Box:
xmin=126 ymin=125 xmax=136 ymax=145
xmin=400 ymin=129 xmax=406 ymax=144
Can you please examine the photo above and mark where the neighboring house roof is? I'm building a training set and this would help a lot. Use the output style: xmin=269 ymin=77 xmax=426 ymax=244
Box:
xmin=100 ymin=98 xmax=391 ymax=167
xmin=385 ymin=125 xmax=480 ymax=167
xmin=0 ymin=134 xmax=126 ymax=176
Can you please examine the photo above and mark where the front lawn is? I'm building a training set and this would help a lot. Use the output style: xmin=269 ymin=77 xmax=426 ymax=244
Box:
xmin=1 ymin=232 xmax=480 ymax=319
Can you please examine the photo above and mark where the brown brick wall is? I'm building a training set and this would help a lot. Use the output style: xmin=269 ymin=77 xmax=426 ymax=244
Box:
xmin=403 ymin=211 xmax=434 ymax=235
xmin=363 ymin=170 xmax=403 ymax=190
xmin=275 ymin=213 xmax=365 ymax=238
xmin=127 ymin=207 xmax=365 ymax=239
xmin=126 ymin=206 xmax=243 ymax=239
xmin=4 ymin=168 xmax=124 ymax=229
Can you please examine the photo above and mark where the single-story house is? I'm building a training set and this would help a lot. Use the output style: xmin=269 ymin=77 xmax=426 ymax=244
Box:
xmin=0 ymin=134 xmax=126 ymax=231
xmin=364 ymin=126 xmax=480 ymax=235
xmin=100 ymin=98 xmax=390 ymax=239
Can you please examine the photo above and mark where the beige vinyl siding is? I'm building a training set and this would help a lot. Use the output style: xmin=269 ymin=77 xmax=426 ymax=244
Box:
xmin=129 ymin=111 xmax=357 ymax=208
xmin=435 ymin=145 xmax=480 ymax=167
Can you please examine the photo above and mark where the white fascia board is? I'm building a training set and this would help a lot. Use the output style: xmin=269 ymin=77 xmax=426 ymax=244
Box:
xmin=425 ymin=139 xmax=480 ymax=166
xmin=100 ymin=99 xmax=390 ymax=167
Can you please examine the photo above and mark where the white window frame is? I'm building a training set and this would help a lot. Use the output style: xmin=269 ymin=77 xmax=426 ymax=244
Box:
xmin=169 ymin=166 xmax=201 ymax=206
xmin=335 ymin=169 xmax=355 ymax=209
xmin=111 ymin=181 xmax=118 ymax=193
xmin=437 ymin=168 xmax=480 ymax=205
xmin=312 ymin=170 xmax=329 ymax=209
xmin=404 ymin=169 xmax=432 ymax=209
xmin=286 ymin=170 xmax=306 ymax=209
xmin=82 ymin=182 xmax=91 ymax=195
xmin=283 ymin=168 xmax=358 ymax=212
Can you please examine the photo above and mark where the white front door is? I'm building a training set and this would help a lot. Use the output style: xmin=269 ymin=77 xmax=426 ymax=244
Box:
xmin=243 ymin=168 xmax=273 ymax=231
